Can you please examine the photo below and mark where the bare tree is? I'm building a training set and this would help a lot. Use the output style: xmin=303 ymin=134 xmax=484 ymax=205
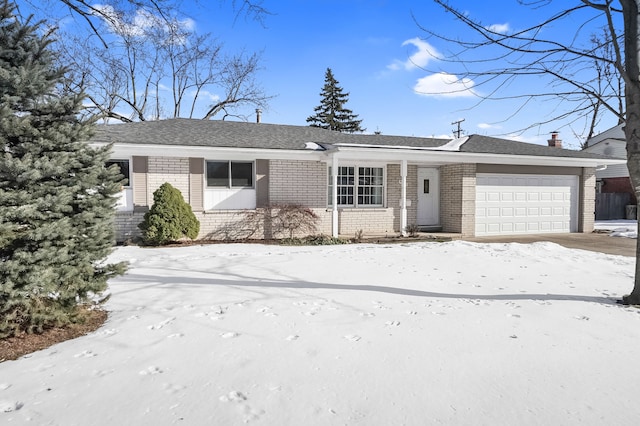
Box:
xmin=20 ymin=1 xmax=270 ymax=44
xmin=59 ymin=6 xmax=271 ymax=122
xmin=428 ymin=0 xmax=640 ymax=304
xmin=584 ymin=26 xmax=625 ymax=142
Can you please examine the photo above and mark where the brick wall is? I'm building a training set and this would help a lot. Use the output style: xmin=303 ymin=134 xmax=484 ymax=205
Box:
xmin=268 ymin=160 xmax=326 ymax=207
xmin=147 ymin=156 xmax=190 ymax=203
xmin=114 ymin=158 xmax=426 ymax=241
xmin=601 ymin=176 xmax=636 ymax=204
xmin=114 ymin=212 xmax=145 ymax=242
xmin=440 ymin=164 xmax=476 ymax=236
xmin=580 ymin=167 xmax=596 ymax=233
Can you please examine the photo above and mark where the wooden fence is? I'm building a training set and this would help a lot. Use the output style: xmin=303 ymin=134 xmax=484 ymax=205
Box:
xmin=595 ymin=192 xmax=631 ymax=220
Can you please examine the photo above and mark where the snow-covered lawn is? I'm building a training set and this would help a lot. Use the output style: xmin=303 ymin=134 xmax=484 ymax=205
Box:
xmin=2 ymin=240 xmax=640 ymax=425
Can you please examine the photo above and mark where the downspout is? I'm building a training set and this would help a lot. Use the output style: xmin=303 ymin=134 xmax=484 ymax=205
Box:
xmin=331 ymin=155 xmax=339 ymax=238
xmin=400 ymin=159 xmax=408 ymax=236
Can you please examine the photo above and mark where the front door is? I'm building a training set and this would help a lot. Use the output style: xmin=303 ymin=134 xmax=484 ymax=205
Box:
xmin=417 ymin=168 xmax=440 ymax=225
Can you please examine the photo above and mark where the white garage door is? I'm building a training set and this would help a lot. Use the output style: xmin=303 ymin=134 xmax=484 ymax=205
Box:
xmin=475 ymin=174 xmax=579 ymax=236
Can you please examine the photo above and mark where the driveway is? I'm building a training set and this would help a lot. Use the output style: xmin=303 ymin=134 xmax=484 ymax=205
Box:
xmin=466 ymin=232 xmax=636 ymax=257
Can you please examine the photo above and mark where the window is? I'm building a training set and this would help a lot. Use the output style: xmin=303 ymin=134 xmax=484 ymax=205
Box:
xmin=328 ymin=166 xmax=384 ymax=207
xmin=206 ymin=161 xmax=254 ymax=188
xmin=106 ymin=159 xmax=130 ymax=186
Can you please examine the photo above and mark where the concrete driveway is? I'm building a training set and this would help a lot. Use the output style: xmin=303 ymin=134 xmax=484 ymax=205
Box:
xmin=466 ymin=232 xmax=636 ymax=257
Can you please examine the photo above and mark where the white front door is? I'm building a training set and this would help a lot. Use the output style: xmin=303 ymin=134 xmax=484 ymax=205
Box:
xmin=417 ymin=168 xmax=440 ymax=225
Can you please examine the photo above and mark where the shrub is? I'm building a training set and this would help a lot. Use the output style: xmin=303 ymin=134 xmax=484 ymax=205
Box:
xmin=138 ymin=183 xmax=200 ymax=245
xmin=280 ymin=235 xmax=350 ymax=246
xmin=405 ymin=223 xmax=420 ymax=237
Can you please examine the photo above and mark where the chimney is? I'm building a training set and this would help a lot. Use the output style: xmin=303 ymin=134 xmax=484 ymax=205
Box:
xmin=548 ymin=131 xmax=562 ymax=148
xmin=256 ymin=109 xmax=262 ymax=123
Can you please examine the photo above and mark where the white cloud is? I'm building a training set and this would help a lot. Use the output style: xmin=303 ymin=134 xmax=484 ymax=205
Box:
xmin=478 ymin=123 xmax=502 ymax=130
xmin=387 ymin=38 xmax=440 ymax=71
xmin=414 ymin=72 xmax=477 ymax=98
xmin=486 ymin=23 xmax=510 ymax=34
xmin=93 ymin=4 xmax=195 ymax=42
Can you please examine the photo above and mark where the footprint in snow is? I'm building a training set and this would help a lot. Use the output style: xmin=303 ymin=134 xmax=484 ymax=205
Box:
xmin=219 ymin=391 xmax=247 ymax=403
xmin=139 ymin=366 xmax=163 ymax=375
xmin=92 ymin=369 xmax=115 ymax=378
xmin=220 ymin=332 xmax=240 ymax=339
xmin=574 ymin=315 xmax=590 ymax=321
xmin=343 ymin=334 xmax=361 ymax=342
xmin=0 ymin=400 xmax=23 ymax=413
xmin=219 ymin=391 xmax=265 ymax=423
xmin=385 ymin=321 xmax=401 ymax=327
xmin=285 ymin=335 xmax=299 ymax=341
xmin=163 ymin=383 xmax=186 ymax=394
xmin=167 ymin=333 xmax=184 ymax=339
xmin=360 ymin=312 xmax=376 ymax=317
xmin=0 ymin=383 xmax=11 ymax=390
xmin=73 ymin=350 xmax=97 ymax=358
xmin=148 ymin=317 xmax=176 ymax=330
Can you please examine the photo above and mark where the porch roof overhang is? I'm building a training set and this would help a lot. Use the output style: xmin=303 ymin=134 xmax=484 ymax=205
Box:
xmin=322 ymin=145 xmax=625 ymax=168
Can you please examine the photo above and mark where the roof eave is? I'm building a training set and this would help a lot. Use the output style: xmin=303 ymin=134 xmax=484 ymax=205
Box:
xmin=92 ymin=142 xmax=324 ymax=161
xmin=327 ymin=146 xmax=622 ymax=167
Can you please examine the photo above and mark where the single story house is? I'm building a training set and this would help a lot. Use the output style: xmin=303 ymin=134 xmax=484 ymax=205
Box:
xmin=88 ymin=119 xmax=622 ymax=242
xmin=584 ymin=124 xmax=636 ymax=216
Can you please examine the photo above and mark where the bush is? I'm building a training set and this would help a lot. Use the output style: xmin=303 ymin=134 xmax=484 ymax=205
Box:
xmin=138 ymin=183 xmax=200 ymax=245
xmin=405 ymin=223 xmax=420 ymax=237
xmin=280 ymin=235 xmax=350 ymax=246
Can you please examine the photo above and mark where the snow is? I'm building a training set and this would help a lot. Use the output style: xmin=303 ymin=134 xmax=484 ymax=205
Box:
xmin=595 ymin=219 xmax=638 ymax=238
xmin=2 ymin=240 xmax=640 ymax=425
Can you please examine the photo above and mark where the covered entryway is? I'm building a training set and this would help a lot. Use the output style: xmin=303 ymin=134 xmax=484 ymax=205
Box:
xmin=475 ymin=173 xmax=579 ymax=236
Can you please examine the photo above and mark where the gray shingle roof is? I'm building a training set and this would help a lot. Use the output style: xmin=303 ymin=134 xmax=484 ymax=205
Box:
xmin=90 ymin=118 xmax=611 ymax=159
xmin=461 ymin=135 xmax=607 ymax=159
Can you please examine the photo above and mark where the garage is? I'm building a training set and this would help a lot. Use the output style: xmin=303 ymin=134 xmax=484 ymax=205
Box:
xmin=475 ymin=174 xmax=579 ymax=236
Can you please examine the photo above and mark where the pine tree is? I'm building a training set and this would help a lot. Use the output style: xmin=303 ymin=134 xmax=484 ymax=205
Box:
xmin=306 ymin=68 xmax=364 ymax=133
xmin=0 ymin=0 xmax=125 ymax=338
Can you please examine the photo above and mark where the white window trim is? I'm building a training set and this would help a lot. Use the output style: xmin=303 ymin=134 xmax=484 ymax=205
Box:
xmin=327 ymin=163 xmax=387 ymax=208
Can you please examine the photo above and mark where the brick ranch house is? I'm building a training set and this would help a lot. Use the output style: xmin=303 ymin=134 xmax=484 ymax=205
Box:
xmin=87 ymin=119 xmax=622 ymax=242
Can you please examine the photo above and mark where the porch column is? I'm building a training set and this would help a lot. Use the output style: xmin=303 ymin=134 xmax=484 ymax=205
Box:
xmin=400 ymin=159 xmax=408 ymax=236
xmin=331 ymin=155 xmax=339 ymax=237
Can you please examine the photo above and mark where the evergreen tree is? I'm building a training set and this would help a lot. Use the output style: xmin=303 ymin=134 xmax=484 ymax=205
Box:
xmin=306 ymin=68 xmax=364 ymax=133
xmin=0 ymin=0 xmax=125 ymax=338
xmin=138 ymin=182 xmax=200 ymax=245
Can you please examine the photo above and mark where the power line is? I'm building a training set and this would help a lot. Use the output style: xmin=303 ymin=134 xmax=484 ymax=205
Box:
xmin=451 ymin=118 xmax=465 ymax=138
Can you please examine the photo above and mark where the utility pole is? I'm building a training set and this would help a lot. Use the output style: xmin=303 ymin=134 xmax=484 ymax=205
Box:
xmin=451 ymin=118 xmax=465 ymax=138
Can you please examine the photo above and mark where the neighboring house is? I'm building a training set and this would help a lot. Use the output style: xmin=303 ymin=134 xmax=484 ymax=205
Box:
xmin=89 ymin=119 xmax=622 ymax=242
xmin=584 ymin=124 xmax=635 ymax=219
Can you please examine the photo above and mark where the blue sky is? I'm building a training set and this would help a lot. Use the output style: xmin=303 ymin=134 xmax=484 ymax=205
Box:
xmin=20 ymin=0 xmax=623 ymax=149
